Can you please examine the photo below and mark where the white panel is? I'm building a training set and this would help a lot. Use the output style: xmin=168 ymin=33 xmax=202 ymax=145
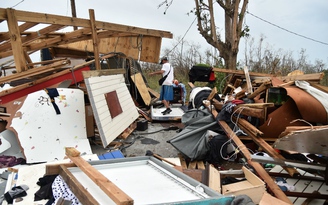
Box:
xmin=10 ymin=88 xmax=92 ymax=163
xmin=0 ymin=134 xmax=11 ymax=153
xmin=68 ymin=160 xmax=210 ymax=205
xmin=85 ymin=74 xmax=139 ymax=147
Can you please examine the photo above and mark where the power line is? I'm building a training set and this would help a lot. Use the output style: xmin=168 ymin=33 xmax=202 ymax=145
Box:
xmin=246 ymin=10 xmax=328 ymax=46
xmin=164 ymin=16 xmax=197 ymax=57
xmin=10 ymin=0 xmax=24 ymax=8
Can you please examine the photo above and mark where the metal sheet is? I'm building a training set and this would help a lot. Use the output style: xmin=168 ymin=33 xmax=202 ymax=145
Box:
xmin=273 ymin=128 xmax=328 ymax=156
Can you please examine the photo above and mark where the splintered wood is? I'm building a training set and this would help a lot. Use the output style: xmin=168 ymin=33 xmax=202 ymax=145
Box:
xmin=64 ymin=147 xmax=134 ymax=205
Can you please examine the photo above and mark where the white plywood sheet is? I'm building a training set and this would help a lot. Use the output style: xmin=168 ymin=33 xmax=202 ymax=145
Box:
xmin=151 ymin=106 xmax=185 ymax=121
xmin=10 ymin=88 xmax=92 ymax=163
xmin=84 ymin=74 xmax=139 ymax=147
xmin=68 ymin=159 xmax=211 ymax=205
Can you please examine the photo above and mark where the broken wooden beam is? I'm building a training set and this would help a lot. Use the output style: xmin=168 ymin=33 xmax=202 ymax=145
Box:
xmin=212 ymin=99 xmax=265 ymax=119
xmin=59 ymin=164 xmax=100 ymax=204
xmin=0 ymin=59 xmax=71 ymax=84
xmin=232 ymin=116 xmax=300 ymax=177
xmin=277 ymin=72 xmax=324 ymax=83
xmin=212 ymin=67 xmax=274 ymax=77
xmin=247 ymin=80 xmax=271 ymax=99
xmin=64 ymin=147 xmax=134 ymax=205
xmin=203 ymin=101 xmax=293 ymax=204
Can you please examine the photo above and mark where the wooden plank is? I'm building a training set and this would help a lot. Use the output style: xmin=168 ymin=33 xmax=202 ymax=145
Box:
xmin=0 ymin=8 xmax=172 ymax=63
xmin=147 ymin=87 xmax=160 ymax=98
xmin=197 ymin=161 xmax=206 ymax=170
xmin=188 ymin=160 xmax=197 ymax=169
xmin=45 ymin=163 xmax=77 ymax=175
xmin=59 ymin=164 xmax=100 ymax=205
xmin=0 ymin=59 xmax=71 ymax=84
xmin=212 ymin=67 xmax=274 ymax=77
xmin=0 ymin=22 xmax=38 ymax=42
xmin=222 ymin=74 xmax=236 ymax=95
xmin=82 ymin=69 xmax=125 ymax=78
xmin=243 ymin=66 xmax=253 ymax=94
xmin=119 ymin=121 xmax=137 ymax=139
xmin=0 ymin=8 xmax=172 ymax=38
xmin=89 ymin=9 xmax=101 ymax=70
xmin=235 ymin=117 xmax=300 ymax=177
xmin=65 ymin=147 xmax=134 ymax=205
xmin=178 ymin=153 xmax=188 ymax=169
xmin=232 ymin=78 xmax=242 ymax=93
xmin=277 ymin=73 xmax=324 ymax=82
xmin=260 ymin=192 xmax=291 ymax=205
xmin=213 ymin=99 xmax=265 ymax=119
xmin=6 ymin=8 xmax=26 ymax=72
xmin=206 ymin=86 xmax=217 ymax=101
xmin=208 ymin=164 xmax=221 ymax=193
xmin=203 ymin=100 xmax=293 ymax=204
xmin=131 ymin=73 xmax=151 ymax=106
xmin=238 ymin=103 xmax=274 ymax=109
xmin=182 ymin=169 xmax=203 ymax=182
xmin=26 ymin=28 xmax=92 ymax=52
xmin=247 ymin=80 xmax=271 ymax=99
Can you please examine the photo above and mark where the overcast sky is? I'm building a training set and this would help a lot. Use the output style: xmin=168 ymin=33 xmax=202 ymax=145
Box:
xmin=1 ymin=0 xmax=327 ymax=65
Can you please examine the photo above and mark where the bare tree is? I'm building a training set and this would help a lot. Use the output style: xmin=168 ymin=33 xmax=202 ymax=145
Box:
xmin=194 ymin=0 xmax=249 ymax=70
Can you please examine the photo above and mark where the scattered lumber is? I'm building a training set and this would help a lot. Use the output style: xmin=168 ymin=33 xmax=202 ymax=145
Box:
xmin=203 ymin=100 xmax=293 ymax=204
xmin=64 ymin=147 xmax=134 ymax=205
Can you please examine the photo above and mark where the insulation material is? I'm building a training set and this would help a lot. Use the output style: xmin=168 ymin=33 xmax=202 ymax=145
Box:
xmin=84 ymin=74 xmax=139 ymax=147
xmin=10 ymin=88 xmax=92 ymax=163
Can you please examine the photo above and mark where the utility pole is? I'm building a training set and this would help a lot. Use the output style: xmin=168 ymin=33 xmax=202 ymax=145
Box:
xmin=70 ymin=0 xmax=77 ymax=30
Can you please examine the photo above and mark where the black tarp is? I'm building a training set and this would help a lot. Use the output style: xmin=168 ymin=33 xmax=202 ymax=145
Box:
xmin=188 ymin=66 xmax=216 ymax=83
xmin=168 ymin=109 xmax=224 ymax=161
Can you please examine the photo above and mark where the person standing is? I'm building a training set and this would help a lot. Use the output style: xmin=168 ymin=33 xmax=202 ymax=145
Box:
xmin=149 ymin=56 xmax=174 ymax=115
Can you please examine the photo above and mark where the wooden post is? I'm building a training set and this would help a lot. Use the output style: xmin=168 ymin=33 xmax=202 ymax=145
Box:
xmin=70 ymin=0 xmax=78 ymax=30
xmin=89 ymin=9 xmax=101 ymax=70
xmin=6 ymin=8 xmax=27 ymax=72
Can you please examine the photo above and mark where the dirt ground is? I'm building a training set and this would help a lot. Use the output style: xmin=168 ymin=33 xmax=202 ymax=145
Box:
xmin=91 ymin=120 xmax=245 ymax=171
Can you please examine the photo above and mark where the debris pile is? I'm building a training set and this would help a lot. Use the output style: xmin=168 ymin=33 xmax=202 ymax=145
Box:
xmin=0 ymin=7 xmax=327 ymax=205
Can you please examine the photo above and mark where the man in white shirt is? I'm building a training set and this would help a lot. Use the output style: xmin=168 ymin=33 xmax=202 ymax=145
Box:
xmin=149 ymin=56 xmax=174 ymax=115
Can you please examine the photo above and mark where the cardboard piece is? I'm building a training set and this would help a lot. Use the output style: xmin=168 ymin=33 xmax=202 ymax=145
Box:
xmin=222 ymin=166 xmax=266 ymax=204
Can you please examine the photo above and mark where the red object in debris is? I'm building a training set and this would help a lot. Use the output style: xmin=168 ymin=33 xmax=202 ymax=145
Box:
xmin=232 ymin=99 xmax=244 ymax=105
xmin=0 ymin=66 xmax=90 ymax=105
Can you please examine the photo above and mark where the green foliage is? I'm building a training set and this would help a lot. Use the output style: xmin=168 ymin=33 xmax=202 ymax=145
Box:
xmin=321 ymin=70 xmax=328 ymax=86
